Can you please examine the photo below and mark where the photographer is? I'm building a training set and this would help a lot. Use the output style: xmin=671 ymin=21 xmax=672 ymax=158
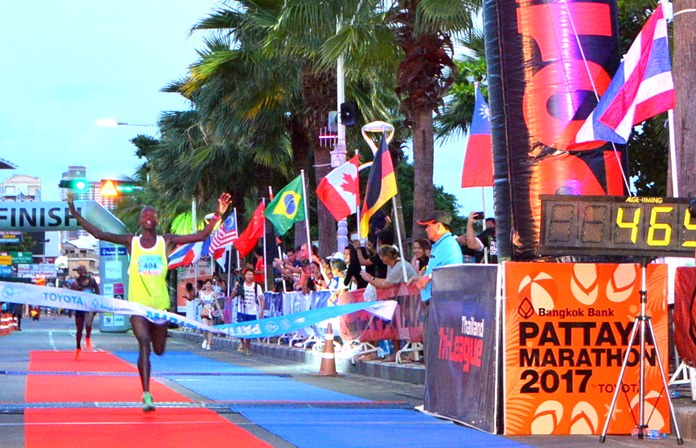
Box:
xmin=235 ymin=268 xmax=264 ymax=355
xmin=465 ymin=211 xmax=498 ymax=264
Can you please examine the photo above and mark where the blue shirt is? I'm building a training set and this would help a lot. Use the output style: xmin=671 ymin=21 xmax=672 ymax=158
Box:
xmin=421 ymin=232 xmax=463 ymax=302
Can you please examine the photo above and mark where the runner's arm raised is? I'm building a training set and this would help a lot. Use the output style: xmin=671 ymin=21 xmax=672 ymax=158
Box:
xmin=67 ymin=193 xmax=132 ymax=246
xmin=167 ymin=192 xmax=232 ymax=246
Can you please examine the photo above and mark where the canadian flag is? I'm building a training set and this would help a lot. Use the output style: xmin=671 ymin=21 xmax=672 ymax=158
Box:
xmin=316 ymin=155 xmax=360 ymax=221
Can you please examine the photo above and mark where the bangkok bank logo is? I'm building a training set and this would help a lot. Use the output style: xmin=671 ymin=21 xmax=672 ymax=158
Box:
xmin=516 ymin=272 xmax=557 ymax=319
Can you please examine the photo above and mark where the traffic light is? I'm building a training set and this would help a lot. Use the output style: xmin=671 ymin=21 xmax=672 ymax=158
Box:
xmin=58 ymin=179 xmax=89 ymax=192
xmin=100 ymin=179 xmax=140 ymax=197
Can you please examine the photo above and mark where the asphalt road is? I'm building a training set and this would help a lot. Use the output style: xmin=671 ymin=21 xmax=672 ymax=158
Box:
xmin=0 ymin=315 xmax=691 ymax=447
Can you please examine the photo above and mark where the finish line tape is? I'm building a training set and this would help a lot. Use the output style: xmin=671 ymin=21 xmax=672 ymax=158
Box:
xmin=0 ymin=281 xmax=395 ymax=339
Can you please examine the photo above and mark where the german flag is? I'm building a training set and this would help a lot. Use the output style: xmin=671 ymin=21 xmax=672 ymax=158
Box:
xmin=359 ymin=132 xmax=397 ymax=238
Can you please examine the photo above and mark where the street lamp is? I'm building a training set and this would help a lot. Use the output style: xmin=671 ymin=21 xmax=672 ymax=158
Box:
xmin=96 ymin=119 xmax=153 ymax=127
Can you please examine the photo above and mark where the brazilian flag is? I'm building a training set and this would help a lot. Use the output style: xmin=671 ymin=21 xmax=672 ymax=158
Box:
xmin=265 ymin=175 xmax=305 ymax=235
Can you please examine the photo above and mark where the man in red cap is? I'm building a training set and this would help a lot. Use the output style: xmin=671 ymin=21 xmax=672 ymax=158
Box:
xmin=413 ymin=210 xmax=463 ymax=303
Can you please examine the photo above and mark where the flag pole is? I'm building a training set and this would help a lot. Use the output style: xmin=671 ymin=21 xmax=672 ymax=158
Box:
xmin=354 ymin=149 xmax=362 ymax=243
xmin=233 ymin=207 xmax=241 ymax=272
xmin=668 ymin=109 xmax=679 ymax=195
xmin=391 ymin=195 xmax=407 ymax=281
xmin=300 ymin=169 xmax=312 ymax=260
xmin=262 ymin=197 xmax=269 ymax=293
xmin=192 ymin=196 xmax=198 ymax=287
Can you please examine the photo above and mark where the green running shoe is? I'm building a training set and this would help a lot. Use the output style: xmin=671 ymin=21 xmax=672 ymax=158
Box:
xmin=142 ymin=392 xmax=155 ymax=412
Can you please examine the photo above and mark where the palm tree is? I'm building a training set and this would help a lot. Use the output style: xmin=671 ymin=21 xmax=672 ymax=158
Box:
xmin=180 ymin=0 xmax=399 ymax=255
xmin=304 ymin=0 xmax=479 ymax=237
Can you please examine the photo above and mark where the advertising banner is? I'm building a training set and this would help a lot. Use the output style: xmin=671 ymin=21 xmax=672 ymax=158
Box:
xmin=424 ymin=264 xmax=500 ymax=433
xmin=482 ymin=0 xmax=625 ymax=259
xmin=338 ymin=284 xmax=424 ymax=344
xmin=504 ymin=262 xmax=669 ymax=435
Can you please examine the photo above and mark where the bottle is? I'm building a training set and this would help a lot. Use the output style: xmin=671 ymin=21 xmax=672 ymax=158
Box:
xmin=646 ymin=429 xmax=667 ymax=439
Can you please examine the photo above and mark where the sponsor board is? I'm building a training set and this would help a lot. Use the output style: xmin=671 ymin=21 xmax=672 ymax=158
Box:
xmin=504 ymin=262 xmax=669 ymax=435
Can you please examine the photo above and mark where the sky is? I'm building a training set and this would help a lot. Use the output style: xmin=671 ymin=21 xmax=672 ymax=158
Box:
xmin=0 ymin=1 xmax=492 ymax=214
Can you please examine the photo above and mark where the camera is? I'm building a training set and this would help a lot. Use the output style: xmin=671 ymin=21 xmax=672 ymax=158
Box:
xmin=473 ymin=212 xmax=484 ymax=220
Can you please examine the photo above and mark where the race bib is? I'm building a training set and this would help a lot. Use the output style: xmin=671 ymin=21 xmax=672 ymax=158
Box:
xmin=138 ymin=255 xmax=163 ymax=276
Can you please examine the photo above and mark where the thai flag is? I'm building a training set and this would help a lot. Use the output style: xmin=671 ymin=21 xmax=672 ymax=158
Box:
xmin=575 ymin=2 xmax=675 ymax=144
xmin=209 ymin=213 xmax=238 ymax=260
xmin=461 ymin=84 xmax=493 ymax=188
xmin=167 ymin=237 xmax=212 ymax=270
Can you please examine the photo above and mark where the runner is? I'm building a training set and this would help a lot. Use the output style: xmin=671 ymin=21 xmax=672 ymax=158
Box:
xmin=67 ymin=191 xmax=232 ymax=412
xmin=70 ymin=265 xmax=99 ymax=357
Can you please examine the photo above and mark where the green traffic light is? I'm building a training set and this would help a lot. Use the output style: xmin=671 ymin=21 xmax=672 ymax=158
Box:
xmin=59 ymin=179 xmax=89 ymax=191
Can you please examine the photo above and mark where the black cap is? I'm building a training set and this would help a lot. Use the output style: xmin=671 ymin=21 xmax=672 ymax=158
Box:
xmin=417 ymin=210 xmax=452 ymax=228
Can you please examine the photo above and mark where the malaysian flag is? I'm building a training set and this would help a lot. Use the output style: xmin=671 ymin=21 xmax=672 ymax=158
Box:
xmin=575 ymin=2 xmax=675 ymax=144
xmin=209 ymin=212 xmax=238 ymax=260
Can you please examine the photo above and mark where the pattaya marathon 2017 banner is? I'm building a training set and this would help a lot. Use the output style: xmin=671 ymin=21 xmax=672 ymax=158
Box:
xmin=504 ymin=262 xmax=669 ymax=435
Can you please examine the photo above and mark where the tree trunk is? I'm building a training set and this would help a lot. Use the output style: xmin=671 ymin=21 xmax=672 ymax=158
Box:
xmin=411 ymin=107 xmax=435 ymax=239
xmin=673 ymin=0 xmax=696 ymax=198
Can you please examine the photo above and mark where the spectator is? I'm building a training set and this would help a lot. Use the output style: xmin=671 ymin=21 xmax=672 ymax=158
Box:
xmin=465 ymin=212 xmax=498 ymax=264
xmin=361 ymin=244 xmax=419 ymax=359
xmin=252 ymin=247 xmax=265 ymax=286
xmin=182 ymin=282 xmax=197 ymax=329
xmin=344 ymin=242 xmax=368 ymax=290
xmin=198 ymin=279 xmax=222 ymax=350
xmin=410 ymin=238 xmax=431 ymax=274
xmin=413 ymin=210 xmax=463 ymax=353
xmin=326 ymin=255 xmax=347 ymax=304
xmin=236 ymin=268 xmax=264 ymax=355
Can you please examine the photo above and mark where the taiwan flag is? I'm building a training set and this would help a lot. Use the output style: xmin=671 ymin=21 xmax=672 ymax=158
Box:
xmin=461 ymin=84 xmax=493 ymax=188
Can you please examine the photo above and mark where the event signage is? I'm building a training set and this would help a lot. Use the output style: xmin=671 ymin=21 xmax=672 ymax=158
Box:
xmin=540 ymin=195 xmax=696 ymax=257
xmin=504 ymin=262 xmax=669 ymax=435
xmin=9 ymin=251 xmax=33 ymax=264
xmin=425 ymin=264 xmax=499 ymax=433
xmin=0 ymin=231 xmax=22 ymax=244
xmin=338 ymin=284 xmax=424 ymax=344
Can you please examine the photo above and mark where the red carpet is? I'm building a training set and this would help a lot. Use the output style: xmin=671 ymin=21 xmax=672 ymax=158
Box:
xmin=25 ymin=351 xmax=271 ymax=448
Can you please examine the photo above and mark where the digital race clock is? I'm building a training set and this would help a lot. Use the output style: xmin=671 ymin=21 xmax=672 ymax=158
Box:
xmin=540 ymin=195 xmax=696 ymax=257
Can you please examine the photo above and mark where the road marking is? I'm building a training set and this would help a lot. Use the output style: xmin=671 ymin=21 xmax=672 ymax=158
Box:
xmin=48 ymin=331 xmax=56 ymax=350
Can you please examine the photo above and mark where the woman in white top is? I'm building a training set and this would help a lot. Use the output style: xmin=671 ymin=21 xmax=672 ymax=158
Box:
xmin=236 ymin=268 xmax=265 ymax=355
xmin=198 ymin=279 xmax=222 ymax=350
xmin=360 ymin=245 xmax=418 ymax=359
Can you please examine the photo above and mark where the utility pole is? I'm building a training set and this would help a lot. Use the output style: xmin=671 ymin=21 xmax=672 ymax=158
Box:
xmin=332 ymin=18 xmax=349 ymax=254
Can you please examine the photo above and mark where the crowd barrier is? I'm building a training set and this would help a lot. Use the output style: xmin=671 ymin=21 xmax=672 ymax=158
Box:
xmin=255 ymin=285 xmax=424 ymax=352
xmin=425 ymin=262 xmax=671 ymax=436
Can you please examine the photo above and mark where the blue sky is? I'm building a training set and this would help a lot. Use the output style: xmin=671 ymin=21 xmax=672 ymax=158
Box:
xmin=0 ymin=1 xmax=491 ymax=214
